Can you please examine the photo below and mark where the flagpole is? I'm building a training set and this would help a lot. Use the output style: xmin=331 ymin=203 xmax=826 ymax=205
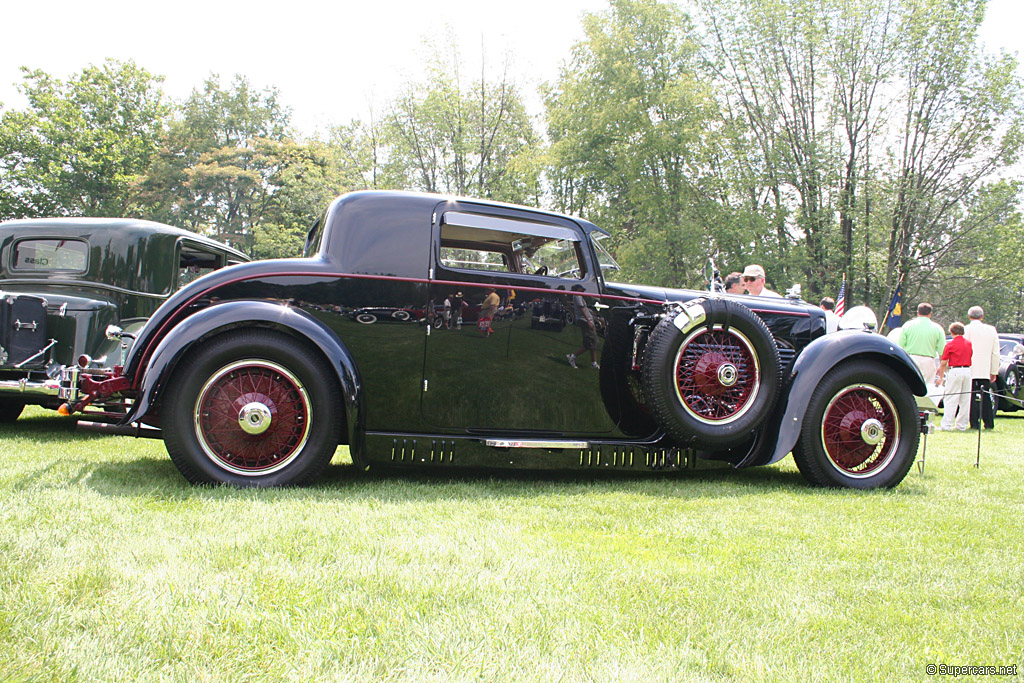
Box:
xmin=879 ymin=271 xmax=905 ymax=331
xmin=835 ymin=273 xmax=846 ymax=316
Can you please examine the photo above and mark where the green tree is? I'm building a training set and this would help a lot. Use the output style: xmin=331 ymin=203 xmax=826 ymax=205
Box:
xmin=693 ymin=0 xmax=1023 ymax=310
xmin=132 ymin=75 xmax=291 ymax=250
xmin=0 ymin=60 xmax=168 ymax=219
xmin=883 ymin=0 xmax=1024 ymax=301
xmin=545 ymin=0 xmax=729 ymax=288
xmin=134 ymin=75 xmax=363 ymax=257
xmin=381 ymin=39 xmax=540 ymax=204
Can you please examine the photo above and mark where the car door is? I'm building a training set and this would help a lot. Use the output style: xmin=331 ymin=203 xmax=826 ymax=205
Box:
xmin=421 ymin=203 xmax=619 ymax=435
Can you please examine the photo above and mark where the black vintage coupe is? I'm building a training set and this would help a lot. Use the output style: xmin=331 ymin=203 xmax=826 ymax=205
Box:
xmin=63 ymin=191 xmax=929 ymax=489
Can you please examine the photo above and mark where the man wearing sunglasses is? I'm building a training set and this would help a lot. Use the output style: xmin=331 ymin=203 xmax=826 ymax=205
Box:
xmin=741 ymin=264 xmax=782 ymax=297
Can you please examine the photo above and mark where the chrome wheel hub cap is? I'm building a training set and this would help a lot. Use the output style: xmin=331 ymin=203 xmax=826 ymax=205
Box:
xmin=238 ymin=402 xmax=273 ymax=435
xmin=860 ymin=418 xmax=884 ymax=446
xmin=717 ymin=363 xmax=739 ymax=387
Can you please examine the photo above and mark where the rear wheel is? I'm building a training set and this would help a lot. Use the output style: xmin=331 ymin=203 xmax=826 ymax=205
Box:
xmin=163 ymin=329 xmax=341 ymax=487
xmin=0 ymin=398 xmax=25 ymax=422
xmin=794 ymin=360 xmax=919 ymax=489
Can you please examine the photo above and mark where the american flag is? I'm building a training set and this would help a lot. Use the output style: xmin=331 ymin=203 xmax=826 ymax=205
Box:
xmin=835 ymin=276 xmax=846 ymax=317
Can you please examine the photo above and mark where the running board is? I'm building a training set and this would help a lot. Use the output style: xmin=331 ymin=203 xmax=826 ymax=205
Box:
xmin=484 ymin=439 xmax=589 ymax=449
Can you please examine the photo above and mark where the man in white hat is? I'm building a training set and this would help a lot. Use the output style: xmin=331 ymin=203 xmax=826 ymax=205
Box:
xmin=742 ymin=264 xmax=782 ymax=297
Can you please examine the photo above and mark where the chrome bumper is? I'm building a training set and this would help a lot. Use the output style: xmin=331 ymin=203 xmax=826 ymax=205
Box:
xmin=0 ymin=366 xmax=80 ymax=400
xmin=0 ymin=376 xmax=62 ymax=397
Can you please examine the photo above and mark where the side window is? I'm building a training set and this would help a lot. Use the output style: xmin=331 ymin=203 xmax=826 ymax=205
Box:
xmin=440 ymin=245 xmax=510 ymax=273
xmin=178 ymin=245 xmax=225 ymax=289
xmin=439 ymin=211 xmax=584 ymax=279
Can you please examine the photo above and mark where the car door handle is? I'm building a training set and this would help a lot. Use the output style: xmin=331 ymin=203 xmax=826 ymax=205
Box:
xmin=594 ymin=303 xmax=609 ymax=310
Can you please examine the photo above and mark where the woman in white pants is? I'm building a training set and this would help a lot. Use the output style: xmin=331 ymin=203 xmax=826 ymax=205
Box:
xmin=936 ymin=322 xmax=973 ymax=431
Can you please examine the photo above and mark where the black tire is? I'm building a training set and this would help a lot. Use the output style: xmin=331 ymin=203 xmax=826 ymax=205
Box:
xmin=163 ymin=329 xmax=342 ymax=487
xmin=641 ymin=298 xmax=780 ymax=448
xmin=793 ymin=360 xmax=919 ymax=489
xmin=0 ymin=398 xmax=25 ymax=422
xmin=599 ymin=321 xmax=658 ymax=437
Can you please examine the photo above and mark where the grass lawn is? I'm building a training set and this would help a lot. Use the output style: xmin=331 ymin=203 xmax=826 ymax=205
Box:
xmin=1 ymin=407 xmax=1022 ymax=682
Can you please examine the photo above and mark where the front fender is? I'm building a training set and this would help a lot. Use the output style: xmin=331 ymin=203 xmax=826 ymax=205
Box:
xmin=766 ymin=330 xmax=926 ymax=465
xmin=123 ymin=300 xmax=365 ymax=462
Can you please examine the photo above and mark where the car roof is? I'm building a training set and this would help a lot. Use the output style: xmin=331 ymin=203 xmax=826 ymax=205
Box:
xmin=0 ymin=217 xmax=249 ymax=262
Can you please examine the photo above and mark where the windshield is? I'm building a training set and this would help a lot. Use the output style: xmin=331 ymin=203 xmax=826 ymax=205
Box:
xmin=1000 ymin=340 xmax=1023 ymax=357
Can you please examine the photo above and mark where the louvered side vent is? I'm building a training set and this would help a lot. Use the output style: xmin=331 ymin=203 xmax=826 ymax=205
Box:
xmin=390 ymin=439 xmax=455 ymax=464
xmin=645 ymin=447 xmax=687 ymax=470
xmin=391 ymin=438 xmax=415 ymax=462
xmin=430 ymin=439 xmax=455 ymax=463
xmin=579 ymin=445 xmax=640 ymax=468
xmin=778 ymin=346 xmax=797 ymax=375
xmin=578 ymin=445 xmax=696 ymax=469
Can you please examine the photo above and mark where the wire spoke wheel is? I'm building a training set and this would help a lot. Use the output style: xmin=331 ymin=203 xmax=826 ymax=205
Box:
xmin=194 ymin=360 xmax=312 ymax=476
xmin=820 ymin=384 xmax=899 ymax=477
xmin=674 ymin=326 xmax=760 ymax=424
xmin=641 ymin=299 xmax=780 ymax=449
xmin=794 ymin=360 xmax=918 ymax=489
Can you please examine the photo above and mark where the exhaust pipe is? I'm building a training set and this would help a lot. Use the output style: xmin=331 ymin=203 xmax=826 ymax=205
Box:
xmin=76 ymin=421 xmax=163 ymax=440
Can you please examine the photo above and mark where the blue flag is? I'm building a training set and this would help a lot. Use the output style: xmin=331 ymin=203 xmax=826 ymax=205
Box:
xmin=885 ymin=282 xmax=902 ymax=329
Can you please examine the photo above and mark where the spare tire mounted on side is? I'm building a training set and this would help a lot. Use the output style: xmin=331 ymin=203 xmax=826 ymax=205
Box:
xmin=641 ymin=298 xmax=781 ymax=449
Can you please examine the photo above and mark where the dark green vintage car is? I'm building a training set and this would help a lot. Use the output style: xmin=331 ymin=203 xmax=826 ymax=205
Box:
xmin=0 ymin=218 xmax=249 ymax=420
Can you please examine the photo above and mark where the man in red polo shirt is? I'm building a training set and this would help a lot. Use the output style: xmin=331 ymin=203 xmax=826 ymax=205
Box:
xmin=936 ymin=321 xmax=973 ymax=431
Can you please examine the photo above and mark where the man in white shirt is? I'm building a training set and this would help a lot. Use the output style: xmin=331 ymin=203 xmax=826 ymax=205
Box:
xmin=820 ymin=297 xmax=840 ymax=334
xmin=964 ymin=306 xmax=999 ymax=429
xmin=742 ymin=264 xmax=782 ymax=297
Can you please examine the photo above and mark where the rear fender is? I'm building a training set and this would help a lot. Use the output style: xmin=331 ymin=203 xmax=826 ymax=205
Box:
xmin=766 ymin=331 xmax=926 ymax=465
xmin=124 ymin=300 xmax=365 ymax=463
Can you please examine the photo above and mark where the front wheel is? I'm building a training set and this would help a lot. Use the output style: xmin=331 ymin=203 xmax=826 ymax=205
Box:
xmin=163 ymin=329 xmax=342 ymax=487
xmin=793 ymin=360 xmax=919 ymax=489
xmin=1000 ymin=369 xmax=1021 ymax=412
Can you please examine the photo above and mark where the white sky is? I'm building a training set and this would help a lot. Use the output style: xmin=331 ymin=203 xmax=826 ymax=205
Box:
xmin=0 ymin=0 xmax=1021 ymax=137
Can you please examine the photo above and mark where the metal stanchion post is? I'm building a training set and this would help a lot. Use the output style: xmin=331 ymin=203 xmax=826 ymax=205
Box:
xmin=976 ymin=420 xmax=981 ymax=468
xmin=919 ymin=426 xmax=927 ymax=474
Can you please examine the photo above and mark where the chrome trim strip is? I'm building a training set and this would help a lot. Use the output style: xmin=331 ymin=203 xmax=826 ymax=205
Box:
xmin=485 ymin=439 xmax=589 ymax=449
xmin=0 ymin=278 xmax=171 ymax=300
xmin=442 ymin=211 xmax=579 ymax=242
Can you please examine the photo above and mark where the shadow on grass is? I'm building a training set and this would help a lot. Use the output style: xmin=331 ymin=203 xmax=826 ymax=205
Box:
xmin=9 ymin=409 xmax=909 ymax=502
xmin=0 ymin=412 xmax=105 ymax=439
xmin=75 ymin=452 xmax=877 ymax=504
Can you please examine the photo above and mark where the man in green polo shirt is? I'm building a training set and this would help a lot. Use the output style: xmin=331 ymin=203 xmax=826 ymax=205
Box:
xmin=898 ymin=302 xmax=945 ymax=384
